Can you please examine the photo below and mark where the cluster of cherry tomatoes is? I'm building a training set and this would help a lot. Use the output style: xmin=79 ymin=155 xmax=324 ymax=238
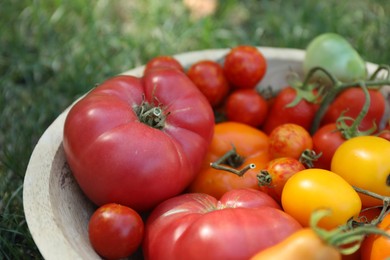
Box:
xmin=79 ymin=42 xmax=390 ymax=260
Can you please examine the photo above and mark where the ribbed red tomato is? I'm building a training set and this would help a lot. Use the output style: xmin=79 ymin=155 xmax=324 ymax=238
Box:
xmin=143 ymin=188 xmax=302 ymax=260
xmin=63 ymin=68 xmax=215 ymax=212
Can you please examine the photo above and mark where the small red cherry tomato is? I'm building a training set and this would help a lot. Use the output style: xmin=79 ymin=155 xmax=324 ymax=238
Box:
xmin=187 ymin=60 xmax=230 ymax=107
xmin=321 ymin=87 xmax=385 ymax=132
xmin=257 ymin=157 xmax=306 ymax=204
xmin=378 ymin=125 xmax=390 ymax=141
xmin=225 ymin=89 xmax=269 ymax=127
xmin=144 ymin=55 xmax=184 ymax=74
xmin=261 ymin=86 xmax=320 ymax=135
xmin=268 ymin=123 xmax=313 ymax=160
xmin=312 ymin=123 xmax=346 ymax=170
xmin=223 ymin=45 xmax=267 ymax=89
xmin=88 ymin=203 xmax=144 ymax=260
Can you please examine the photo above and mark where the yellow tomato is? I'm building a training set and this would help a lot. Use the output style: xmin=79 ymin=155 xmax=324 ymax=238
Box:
xmin=331 ymin=136 xmax=390 ymax=207
xmin=281 ymin=169 xmax=361 ymax=230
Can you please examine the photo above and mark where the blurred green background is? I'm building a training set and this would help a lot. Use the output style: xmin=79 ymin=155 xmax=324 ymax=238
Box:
xmin=1 ymin=0 xmax=389 ymax=258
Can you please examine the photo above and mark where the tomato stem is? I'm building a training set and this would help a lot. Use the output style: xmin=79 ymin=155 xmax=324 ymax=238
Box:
xmin=284 ymin=71 xmax=323 ymax=107
xmin=310 ymin=209 xmax=390 ymax=255
xmin=210 ymin=145 xmax=256 ymax=176
xmin=352 ymin=186 xmax=390 ymax=226
xmin=308 ymin=67 xmax=390 ymax=134
xmin=298 ymin=149 xmax=322 ymax=168
xmin=334 ymin=82 xmax=377 ymax=139
xmin=369 ymin=64 xmax=390 ymax=80
xmin=302 ymin=66 xmax=338 ymax=87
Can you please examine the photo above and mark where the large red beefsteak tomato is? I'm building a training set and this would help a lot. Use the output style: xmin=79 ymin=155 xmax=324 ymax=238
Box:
xmin=63 ymin=68 xmax=215 ymax=212
xmin=143 ymin=188 xmax=302 ymax=260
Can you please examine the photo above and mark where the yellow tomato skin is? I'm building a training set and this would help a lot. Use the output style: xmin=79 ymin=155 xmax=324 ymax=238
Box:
xmin=281 ymin=169 xmax=361 ymax=230
xmin=331 ymin=136 xmax=390 ymax=207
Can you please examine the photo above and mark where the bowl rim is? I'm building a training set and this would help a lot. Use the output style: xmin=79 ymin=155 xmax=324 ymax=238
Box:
xmin=23 ymin=47 xmax=380 ymax=259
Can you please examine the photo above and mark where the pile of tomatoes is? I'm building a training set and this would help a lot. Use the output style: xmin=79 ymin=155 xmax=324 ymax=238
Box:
xmin=63 ymin=33 xmax=390 ymax=260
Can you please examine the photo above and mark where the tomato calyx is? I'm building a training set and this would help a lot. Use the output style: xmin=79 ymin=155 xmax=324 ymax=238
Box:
xmin=134 ymin=97 xmax=169 ymax=129
xmin=285 ymin=72 xmax=323 ymax=108
xmin=257 ymin=170 xmax=273 ymax=187
xmin=298 ymin=149 xmax=322 ymax=168
xmin=210 ymin=145 xmax=256 ymax=176
xmin=310 ymin=209 xmax=390 ymax=255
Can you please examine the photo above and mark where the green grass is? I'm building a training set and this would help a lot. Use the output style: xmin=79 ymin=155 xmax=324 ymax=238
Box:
xmin=1 ymin=0 xmax=390 ymax=258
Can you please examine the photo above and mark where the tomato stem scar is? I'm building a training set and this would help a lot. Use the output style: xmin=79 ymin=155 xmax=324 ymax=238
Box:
xmin=135 ymin=99 xmax=167 ymax=129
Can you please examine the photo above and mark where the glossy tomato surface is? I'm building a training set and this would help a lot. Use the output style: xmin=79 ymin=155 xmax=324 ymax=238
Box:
xmin=88 ymin=203 xmax=144 ymax=260
xmin=188 ymin=122 xmax=270 ymax=199
xmin=361 ymin=212 xmax=390 ymax=260
xmin=321 ymin=88 xmax=385 ymax=132
xmin=378 ymin=125 xmax=390 ymax=141
xmin=262 ymin=86 xmax=319 ymax=135
xmin=282 ymin=168 xmax=362 ymax=230
xmin=144 ymin=55 xmax=184 ymax=74
xmin=331 ymin=135 xmax=390 ymax=207
xmin=63 ymin=69 xmax=215 ymax=212
xmin=223 ymin=45 xmax=267 ymax=89
xmin=303 ymin=33 xmax=367 ymax=83
xmin=312 ymin=123 xmax=346 ymax=170
xmin=143 ymin=188 xmax=302 ymax=260
xmin=186 ymin=60 xmax=230 ymax=108
xmin=258 ymin=157 xmax=306 ymax=204
xmin=268 ymin=123 xmax=313 ymax=160
xmin=225 ymin=89 xmax=268 ymax=127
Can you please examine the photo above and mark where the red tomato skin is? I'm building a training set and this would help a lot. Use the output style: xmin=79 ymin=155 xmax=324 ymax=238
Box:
xmin=144 ymin=55 xmax=184 ymax=74
xmin=225 ymin=89 xmax=269 ymax=127
xmin=262 ymin=86 xmax=319 ymax=135
xmin=63 ymin=69 xmax=215 ymax=212
xmin=258 ymin=157 xmax=306 ymax=204
xmin=312 ymin=123 xmax=346 ymax=170
xmin=321 ymin=88 xmax=385 ymax=132
xmin=268 ymin=123 xmax=313 ymax=160
xmin=143 ymin=188 xmax=302 ymax=260
xmin=187 ymin=60 xmax=230 ymax=108
xmin=378 ymin=125 xmax=390 ymax=141
xmin=223 ymin=45 xmax=267 ymax=89
xmin=88 ymin=203 xmax=144 ymax=260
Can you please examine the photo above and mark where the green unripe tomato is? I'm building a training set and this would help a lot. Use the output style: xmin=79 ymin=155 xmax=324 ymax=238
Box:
xmin=303 ymin=33 xmax=367 ymax=83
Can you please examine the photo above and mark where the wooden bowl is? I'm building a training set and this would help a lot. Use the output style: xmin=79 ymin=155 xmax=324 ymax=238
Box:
xmin=23 ymin=47 xmax=388 ymax=259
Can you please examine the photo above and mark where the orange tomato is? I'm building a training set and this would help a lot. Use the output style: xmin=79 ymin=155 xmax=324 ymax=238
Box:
xmin=361 ymin=212 xmax=390 ymax=260
xmin=250 ymin=228 xmax=341 ymax=260
xmin=250 ymin=208 xmax=383 ymax=260
xmin=188 ymin=121 xmax=270 ymax=199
